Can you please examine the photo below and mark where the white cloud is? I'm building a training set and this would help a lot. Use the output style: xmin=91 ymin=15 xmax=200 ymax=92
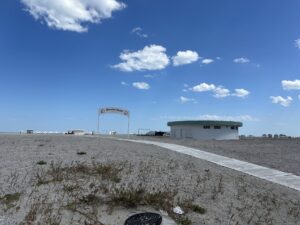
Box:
xmin=131 ymin=27 xmax=148 ymax=38
xmin=190 ymin=83 xmax=250 ymax=99
xmin=132 ymin=82 xmax=150 ymax=90
xmin=144 ymin=74 xmax=155 ymax=78
xmin=179 ymin=96 xmax=196 ymax=104
xmin=295 ymin=39 xmax=300 ymax=49
xmin=172 ymin=50 xmax=200 ymax=66
xmin=216 ymin=57 xmax=222 ymax=61
xmin=121 ymin=81 xmax=128 ymax=86
xmin=270 ymin=96 xmax=293 ymax=107
xmin=232 ymin=89 xmax=250 ymax=98
xmin=190 ymin=83 xmax=216 ymax=92
xmin=213 ymin=87 xmax=231 ymax=98
xmin=233 ymin=57 xmax=250 ymax=64
xmin=202 ymin=58 xmax=214 ymax=64
xmin=113 ymin=45 xmax=170 ymax=72
xmin=182 ymin=84 xmax=189 ymax=92
xmin=21 ymin=0 xmax=125 ymax=32
xmin=282 ymin=80 xmax=300 ymax=90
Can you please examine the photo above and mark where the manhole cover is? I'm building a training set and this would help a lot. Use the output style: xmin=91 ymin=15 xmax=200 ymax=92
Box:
xmin=125 ymin=212 xmax=162 ymax=225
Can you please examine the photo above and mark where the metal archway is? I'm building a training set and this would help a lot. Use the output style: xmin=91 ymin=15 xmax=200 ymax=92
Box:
xmin=97 ymin=107 xmax=130 ymax=137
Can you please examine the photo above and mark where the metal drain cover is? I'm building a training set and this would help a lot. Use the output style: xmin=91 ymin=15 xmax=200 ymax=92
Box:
xmin=124 ymin=212 xmax=162 ymax=225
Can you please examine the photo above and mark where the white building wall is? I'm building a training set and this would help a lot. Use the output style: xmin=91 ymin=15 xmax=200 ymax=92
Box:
xmin=170 ymin=125 xmax=239 ymax=140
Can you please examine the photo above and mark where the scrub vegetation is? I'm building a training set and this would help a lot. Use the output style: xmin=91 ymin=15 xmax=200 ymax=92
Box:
xmin=0 ymin=192 xmax=21 ymax=209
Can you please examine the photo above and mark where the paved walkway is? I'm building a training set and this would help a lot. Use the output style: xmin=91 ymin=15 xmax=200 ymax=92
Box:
xmin=116 ymin=138 xmax=300 ymax=192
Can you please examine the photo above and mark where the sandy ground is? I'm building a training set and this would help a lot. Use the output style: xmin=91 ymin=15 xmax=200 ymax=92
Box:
xmin=132 ymin=136 xmax=300 ymax=176
xmin=0 ymin=134 xmax=300 ymax=225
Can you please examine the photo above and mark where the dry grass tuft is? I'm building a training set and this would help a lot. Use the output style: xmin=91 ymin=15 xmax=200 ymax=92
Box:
xmin=0 ymin=192 xmax=21 ymax=209
xmin=36 ymin=160 xmax=47 ymax=165
xmin=77 ymin=151 xmax=87 ymax=155
xmin=178 ymin=217 xmax=192 ymax=225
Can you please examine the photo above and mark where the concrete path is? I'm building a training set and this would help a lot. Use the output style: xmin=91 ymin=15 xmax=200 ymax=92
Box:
xmin=116 ymin=138 xmax=300 ymax=192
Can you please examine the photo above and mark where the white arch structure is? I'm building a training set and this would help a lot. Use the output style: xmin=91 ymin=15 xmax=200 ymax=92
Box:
xmin=97 ymin=107 xmax=130 ymax=136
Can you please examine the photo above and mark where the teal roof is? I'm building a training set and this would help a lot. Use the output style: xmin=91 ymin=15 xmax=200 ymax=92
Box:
xmin=167 ymin=120 xmax=243 ymax=127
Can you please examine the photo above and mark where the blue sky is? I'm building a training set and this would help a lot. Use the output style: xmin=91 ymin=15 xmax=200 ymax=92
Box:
xmin=1 ymin=0 xmax=300 ymax=135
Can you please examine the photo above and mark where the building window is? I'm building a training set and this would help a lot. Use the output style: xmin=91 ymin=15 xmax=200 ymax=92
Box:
xmin=214 ymin=126 xmax=221 ymax=129
xmin=203 ymin=126 xmax=210 ymax=129
xmin=231 ymin=126 xmax=235 ymax=130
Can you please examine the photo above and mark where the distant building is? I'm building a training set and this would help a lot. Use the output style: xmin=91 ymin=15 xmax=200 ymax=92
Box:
xmin=67 ymin=130 xmax=85 ymax=135
xmin=109 ymin=131 xmax=117 ymax=135
xmin=167 ymin=120 xmax=243 ymax=140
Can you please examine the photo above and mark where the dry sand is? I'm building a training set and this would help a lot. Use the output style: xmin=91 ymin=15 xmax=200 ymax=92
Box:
xmin=0 ymin=134 xmax=300 ymax=225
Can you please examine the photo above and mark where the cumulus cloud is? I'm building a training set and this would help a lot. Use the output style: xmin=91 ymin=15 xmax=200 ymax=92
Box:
xmin=21 ymin=0 xmax=125 ymax=32
xmin=190 ymin=83 xmax=250 ymax=99
xmin=202 ymin=58 xmax=214 ymax=64
xmin=114 ymin=47 xmax=208 ymax=71
xmin=113 ymin=45 xmax=170 ymax=72
xmin=131 ymin=27 xmax=148 ymax=38
xmin=132 ymin=82 xmax=150 ymax=90
xmin=179 ymin=96 xmax=197 ymax=104
xmin=213 ymin=87 xmax=231 ymax=98
xmin=295 ymin=39 xmax=300 ymax=49
xmin=121 ymin=81 xmax=128 ymax=86
xmin=190 ymin=83 xmax=216 ymax=92
xmin=232 ymin=89 xmax=250 ymax=98
xmin=172 ymin=50 xmax=200 ymax=66
xmin=282 ymin=80 xmax=300 ymax=90
xmin=233 ymin=57 xmax=250 ymax=64
xmin=270 ymin=96 xmax=293 ymax=107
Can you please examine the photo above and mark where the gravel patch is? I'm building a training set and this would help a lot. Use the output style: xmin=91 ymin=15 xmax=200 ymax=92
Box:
xmin=0 ymin=135 xmax=299 ymax=225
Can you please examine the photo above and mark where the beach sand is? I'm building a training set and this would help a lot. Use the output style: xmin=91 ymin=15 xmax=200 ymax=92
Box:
xmin=0 ymin=135 xmax=299 ymax=225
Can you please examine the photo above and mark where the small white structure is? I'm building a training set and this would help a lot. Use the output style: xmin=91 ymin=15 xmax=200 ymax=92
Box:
xmin=168 ymin=120 xmax=243 ymax=140
xmin=109 ymin=131 xmax=117 ymax=135
xmin=67 ymin=130 xmax=86 ymax=135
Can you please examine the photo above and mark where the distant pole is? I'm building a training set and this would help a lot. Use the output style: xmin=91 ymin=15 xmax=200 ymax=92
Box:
xmin=97 ymin=109 xmax=100 ymax=134
xmin=127 ymin=114 xmax=130 ymax=138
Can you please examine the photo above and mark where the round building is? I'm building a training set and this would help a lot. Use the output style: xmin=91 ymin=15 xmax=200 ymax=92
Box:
xmin=167 ymin=120 xmax=243 ymax=140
